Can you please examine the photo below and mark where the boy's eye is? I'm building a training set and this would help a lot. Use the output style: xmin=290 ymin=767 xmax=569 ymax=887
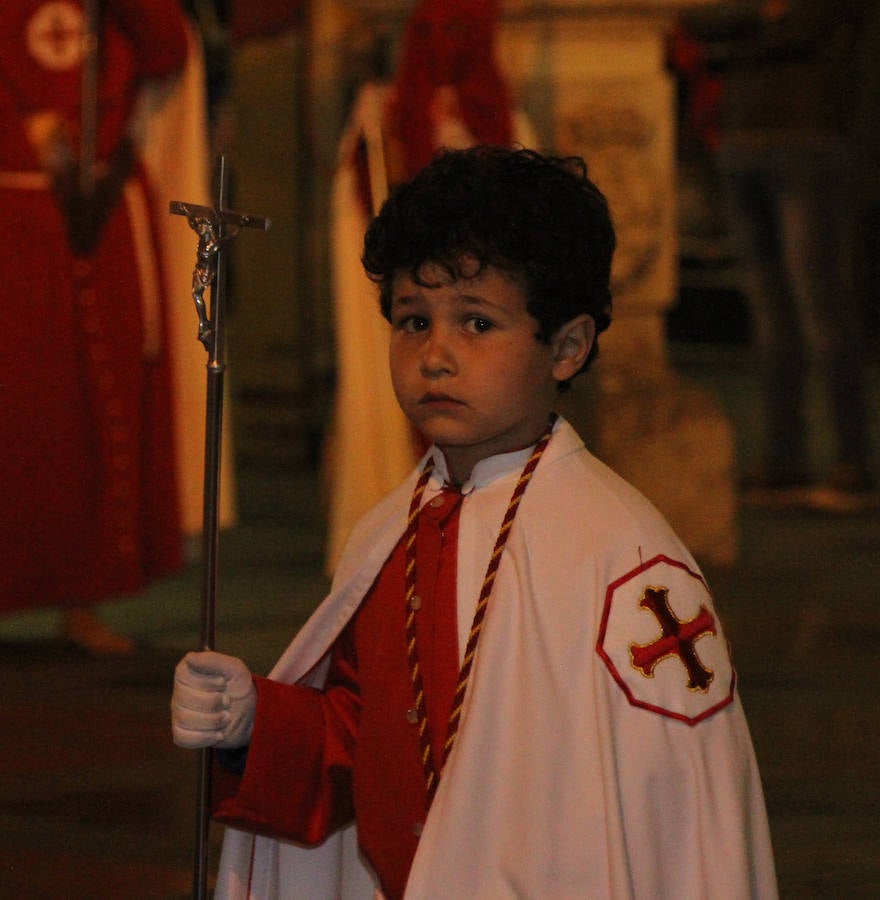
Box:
xmin=396 ymin=315 xmax=429 ymax=333
xmin=464 ymin=317 xmax=494 ymax=334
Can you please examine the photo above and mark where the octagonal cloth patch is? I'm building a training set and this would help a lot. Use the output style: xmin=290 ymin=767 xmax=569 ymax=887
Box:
xmin=597 ymin=554 xmax=735 ymax=725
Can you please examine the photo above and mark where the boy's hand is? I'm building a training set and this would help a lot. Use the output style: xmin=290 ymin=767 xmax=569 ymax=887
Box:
xmin=171 ymin=651 xmax=256 ymax=750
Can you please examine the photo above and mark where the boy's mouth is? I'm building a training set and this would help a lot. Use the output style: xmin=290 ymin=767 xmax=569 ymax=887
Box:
xmin=419 ymin=392 xmax=463 ymax=406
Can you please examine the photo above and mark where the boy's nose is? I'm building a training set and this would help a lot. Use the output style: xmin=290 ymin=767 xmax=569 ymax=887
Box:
xmin=419 ymin=329 xmax=456 ymax=377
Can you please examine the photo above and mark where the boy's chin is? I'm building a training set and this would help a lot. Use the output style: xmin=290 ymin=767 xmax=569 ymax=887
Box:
xmin=406 ymin=414 xmax=468 ymax=448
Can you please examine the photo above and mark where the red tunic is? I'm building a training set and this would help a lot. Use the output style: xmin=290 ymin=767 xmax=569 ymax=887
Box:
xmin=0 ymin=1 xmax=188 ymax=611
xmin=214 ymin=490 xmax=464 ymax=900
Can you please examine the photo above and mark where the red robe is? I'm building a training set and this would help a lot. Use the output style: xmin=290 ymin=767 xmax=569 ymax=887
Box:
xmin=0 ymin=0 xmax=188 ymax=611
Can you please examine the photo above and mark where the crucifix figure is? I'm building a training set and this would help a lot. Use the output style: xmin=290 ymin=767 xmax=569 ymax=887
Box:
xmin=171 ymin=197 xmax=270 ymax=351
xmin=187 ymin=213 xmax=221 ymax=348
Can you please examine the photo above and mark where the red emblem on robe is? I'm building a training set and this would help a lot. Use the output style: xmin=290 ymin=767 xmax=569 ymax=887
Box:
xmin=597 ymin=555 xmax=735 ymax=725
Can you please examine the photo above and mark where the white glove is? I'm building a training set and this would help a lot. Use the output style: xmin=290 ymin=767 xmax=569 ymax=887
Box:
xmin=171 ymin=650 xmax=257 ymax=750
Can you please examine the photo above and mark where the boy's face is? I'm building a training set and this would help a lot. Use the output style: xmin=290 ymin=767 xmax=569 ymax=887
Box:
xmin=389 ymin=261 xmax=592 ymax=484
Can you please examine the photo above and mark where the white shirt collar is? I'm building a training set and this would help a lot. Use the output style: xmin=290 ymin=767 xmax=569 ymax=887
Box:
xmin=424 ymin=417 xmax=562 ymax=496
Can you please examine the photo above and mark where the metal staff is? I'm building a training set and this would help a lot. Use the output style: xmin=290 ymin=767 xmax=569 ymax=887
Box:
xmin=171 ymin=158 xmax=270 ymax=899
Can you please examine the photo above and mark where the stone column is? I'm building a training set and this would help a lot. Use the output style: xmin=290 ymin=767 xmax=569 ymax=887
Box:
xmin=500 ymin=1 xmax=738 ymax=566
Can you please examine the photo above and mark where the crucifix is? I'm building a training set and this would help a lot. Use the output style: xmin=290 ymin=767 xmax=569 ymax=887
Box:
xmin=171 ymin=157 xmax=270 ymax=900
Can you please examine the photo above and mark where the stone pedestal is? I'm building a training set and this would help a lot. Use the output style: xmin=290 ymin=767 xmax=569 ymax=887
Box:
xmin=500 ymin=1 xmax=738 ymax=566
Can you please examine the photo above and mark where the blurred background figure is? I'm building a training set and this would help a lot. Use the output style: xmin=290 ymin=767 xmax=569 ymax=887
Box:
xmin=324 ymin=0 xmax=532 ymax=570
xmin=324 ymin=77 xmax=423 ymax=574
xmin=682 ymin=0 xmax=876 ymax=512
xmin=0 ymin=0 xmax=193 ymax=655
xmin=384 ymin=0 xmax=514 ymax=180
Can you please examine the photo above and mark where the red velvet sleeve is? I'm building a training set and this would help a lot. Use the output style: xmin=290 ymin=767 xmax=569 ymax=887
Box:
xmin=213 ymin=625 xmax=361 ymax=845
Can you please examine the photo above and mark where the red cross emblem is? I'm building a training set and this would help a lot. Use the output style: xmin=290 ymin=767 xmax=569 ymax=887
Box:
xmin=629 ymin=586 xmax=716 ymax=692
xmin=597 ymin=554 xmax=734 ymax=725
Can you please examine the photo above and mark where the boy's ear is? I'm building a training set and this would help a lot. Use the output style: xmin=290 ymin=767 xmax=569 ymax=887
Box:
xmin=551 ymin=314 xmax=595 ymax=382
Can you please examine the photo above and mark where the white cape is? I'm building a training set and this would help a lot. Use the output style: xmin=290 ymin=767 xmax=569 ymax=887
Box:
xmin=216 ymin=419 xmax=777 ymax=899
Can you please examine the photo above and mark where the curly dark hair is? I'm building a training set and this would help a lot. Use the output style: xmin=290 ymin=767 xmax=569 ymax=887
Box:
xmin=361 ymin=146 xmax=616 ymax=378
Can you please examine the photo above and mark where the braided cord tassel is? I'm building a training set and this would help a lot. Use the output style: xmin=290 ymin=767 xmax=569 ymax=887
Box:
xmin=404 ymin=459 xmax=438 ymax=800
xmin=442 ymin=415 xmax=557 ymax=767
xmin=405 ymin=414 xmax=558 ymax=805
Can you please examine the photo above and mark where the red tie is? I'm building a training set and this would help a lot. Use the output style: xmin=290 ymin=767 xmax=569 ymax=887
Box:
xmin=412 ymin=488 xmax=464 ymax=768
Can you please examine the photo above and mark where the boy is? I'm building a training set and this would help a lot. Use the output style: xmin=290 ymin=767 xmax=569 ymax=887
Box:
xmin=172 ymin=147 xmax=777 ymax=898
